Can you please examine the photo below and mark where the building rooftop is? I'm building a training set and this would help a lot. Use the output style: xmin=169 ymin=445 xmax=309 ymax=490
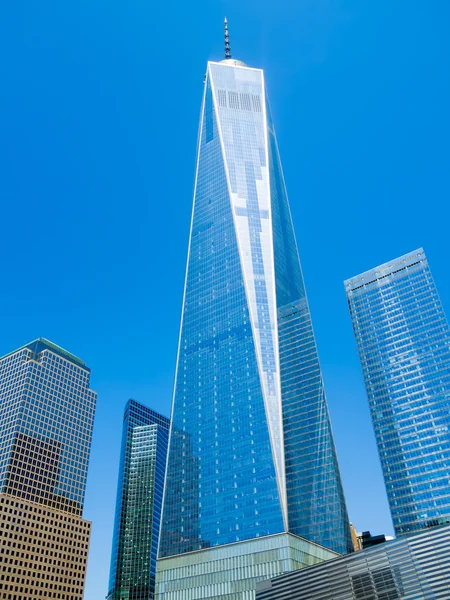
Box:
xmin=0 ymin=337 xmax=89 ymax=370
xmin=125 ymin=398 xmax=170 ymax=429
xmin=344 ymin=248 xmax=425 ymax=291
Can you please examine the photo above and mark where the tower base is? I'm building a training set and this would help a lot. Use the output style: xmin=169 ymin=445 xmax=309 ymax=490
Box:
xmin=156 ymin=532 xmax=338 ymax=600
xmin=0 ymin=493 xmax=91 ymax=600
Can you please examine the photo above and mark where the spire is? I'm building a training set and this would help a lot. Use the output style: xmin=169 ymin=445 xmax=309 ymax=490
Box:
xmin=224 ymin=17 xmax=231 ymax=59
xmin=220 ymin=18 xmax=247 ymax=66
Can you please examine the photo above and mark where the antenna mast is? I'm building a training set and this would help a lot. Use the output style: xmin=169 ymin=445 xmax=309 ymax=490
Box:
xmin=224 ymin=18 xmax=232 ymax=59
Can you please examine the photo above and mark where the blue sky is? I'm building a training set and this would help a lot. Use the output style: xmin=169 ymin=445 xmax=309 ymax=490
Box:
xmin=1 ymin=1 xmax=449 ymax=599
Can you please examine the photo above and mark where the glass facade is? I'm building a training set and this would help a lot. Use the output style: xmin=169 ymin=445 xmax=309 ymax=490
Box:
xmin=0 ymin=337 xmax=96 ymax=515
xmin=266 ymin=98 xmax=351 ymax=553
xmin=157 ymin=532 xmax=338 ymax=600
xmin=158 ymin=57 xmax=352 ymax=562
xmin=107 ymin=399 xmax=170 ymax=600
xmin=0 ymin=337 xmax=95 ymax=599
xmin=345 ymin=249 xmax=450 ymax=536
xmin=256 ymin=524 xmax=450 ymax=600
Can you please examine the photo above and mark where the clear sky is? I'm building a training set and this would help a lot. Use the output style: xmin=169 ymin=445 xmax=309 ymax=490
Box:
xmin=1 ymin=1 xmax=449 ymax=599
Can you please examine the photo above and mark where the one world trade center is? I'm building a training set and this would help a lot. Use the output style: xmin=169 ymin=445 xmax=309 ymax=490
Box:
xmin=156 ymin=22 xmax=352 ymax=599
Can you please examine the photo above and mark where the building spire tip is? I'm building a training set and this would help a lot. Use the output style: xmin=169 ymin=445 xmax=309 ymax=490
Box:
xmin=224 ymin=17 xmax=231 ymax=59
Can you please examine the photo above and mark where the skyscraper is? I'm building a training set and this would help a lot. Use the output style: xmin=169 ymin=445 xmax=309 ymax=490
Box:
xmin=345 ymin=248 xmax=450 ymax=536
xmin=107 ymin=400 xmax=170 ymax=600
xmin=0 ymin=337 xmax=96 ymax=600
xmin=156 ymin=23 xmax=352 ymax=599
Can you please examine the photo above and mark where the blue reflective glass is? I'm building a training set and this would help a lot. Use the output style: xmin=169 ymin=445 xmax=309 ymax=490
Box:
xmin=346 ymin=249 xmax=450 ymax=535
xmin=159 ymin=60 xmax=352 ymax=559
xmin=266 ymin=102 xmax=352 ymax=555
xmin=107 ymin=400 xmax=169 ymax=600
xmin=0 ymin=338 xmax=96 ymax=515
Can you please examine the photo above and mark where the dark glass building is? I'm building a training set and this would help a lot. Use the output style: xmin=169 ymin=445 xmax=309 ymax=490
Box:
xmin=107 ymin=399 xmax=169 ymax=600
xmin=0 ymin=337 xmax=96 ymax=599
xmin=156 ymin=25 xmax=352 ymax=600
xmin=359 ymin=531 xmax=388 ymax=549
xmin=345 ymin=249 xmax=450 ymax=536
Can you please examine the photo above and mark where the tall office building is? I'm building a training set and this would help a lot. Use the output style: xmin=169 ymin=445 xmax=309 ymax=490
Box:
xmin=156 ymin=23 xmax=352 ymax=599
xmin=107 ymin=400 xmax=169 ymax=600
xmin=345 ymin=249 xmax=450 ymax=536
xmin=0 ymin=337 xmax=96 ymax=600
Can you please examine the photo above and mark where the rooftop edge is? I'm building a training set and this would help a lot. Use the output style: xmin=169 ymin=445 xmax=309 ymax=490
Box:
xmin=344 ymin=248 xmax=426 ymax=291
xmin=0 ymin=337 xmax=89 ymax=370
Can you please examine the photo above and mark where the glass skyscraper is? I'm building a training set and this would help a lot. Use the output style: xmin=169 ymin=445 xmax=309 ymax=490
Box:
xmin=107 ymin=399 xmax=170 ymax=600
xmin=0 ymin=337 xmax=96 ymax=599
xmin=156 ymin=31 xmax=352 ymax=599
xmin=0 ymin=337 xmax=96 ymax=514
xmin=345 ymin=249 xmax=450 ymax=536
